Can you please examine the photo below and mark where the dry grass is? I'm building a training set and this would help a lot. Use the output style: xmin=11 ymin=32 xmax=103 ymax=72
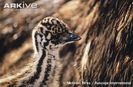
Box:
xmin=0 ymin=0 xmax=132 ymax=87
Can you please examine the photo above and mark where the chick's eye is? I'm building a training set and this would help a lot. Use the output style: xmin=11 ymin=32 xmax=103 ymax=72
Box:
xmin=59 ymin=33 xmax=68 ymax=41
xmin=62 ymin=32 xmax=68 ymax=37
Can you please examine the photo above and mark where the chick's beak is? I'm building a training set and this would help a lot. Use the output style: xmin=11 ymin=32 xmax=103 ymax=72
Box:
xmin=65 ymin=33 xmax=81 ymax=42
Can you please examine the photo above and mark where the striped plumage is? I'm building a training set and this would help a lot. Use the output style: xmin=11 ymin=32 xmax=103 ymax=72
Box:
xmin=0 ymin=17 xmax=80 ymax=87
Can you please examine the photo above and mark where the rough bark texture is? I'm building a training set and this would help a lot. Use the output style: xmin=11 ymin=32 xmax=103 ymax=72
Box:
xmin=0 ymin=0 xmax=132 ymax=87
xmin=55 ymin=0 xmax=133 ymax=87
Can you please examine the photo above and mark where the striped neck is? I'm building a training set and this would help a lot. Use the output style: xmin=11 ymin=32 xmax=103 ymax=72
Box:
xmin=18 ymin=31 xmax=59 ymax=87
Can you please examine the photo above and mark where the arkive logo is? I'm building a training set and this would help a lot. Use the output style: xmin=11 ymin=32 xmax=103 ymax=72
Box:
xmin=3 ymin=2 xmax=38 ymax=9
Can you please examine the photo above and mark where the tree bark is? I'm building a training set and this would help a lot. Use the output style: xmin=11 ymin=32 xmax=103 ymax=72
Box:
xmin=0 ymin=0 xmax=132 ymax=87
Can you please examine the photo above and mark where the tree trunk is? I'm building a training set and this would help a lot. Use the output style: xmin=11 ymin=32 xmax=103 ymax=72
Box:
xmin=0 ymin=0 xmax=132 ymax=87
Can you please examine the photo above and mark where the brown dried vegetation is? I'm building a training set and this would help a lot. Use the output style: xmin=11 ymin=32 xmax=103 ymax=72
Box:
xmin=0 ymin=0 xmax=132 ymax=87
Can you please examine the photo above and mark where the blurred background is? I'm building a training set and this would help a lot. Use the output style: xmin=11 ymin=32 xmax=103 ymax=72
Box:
xmin=0 ymin=0 xmax=74 ymax=75
xmin=0 ymin=0 xmax=133 ymax=87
